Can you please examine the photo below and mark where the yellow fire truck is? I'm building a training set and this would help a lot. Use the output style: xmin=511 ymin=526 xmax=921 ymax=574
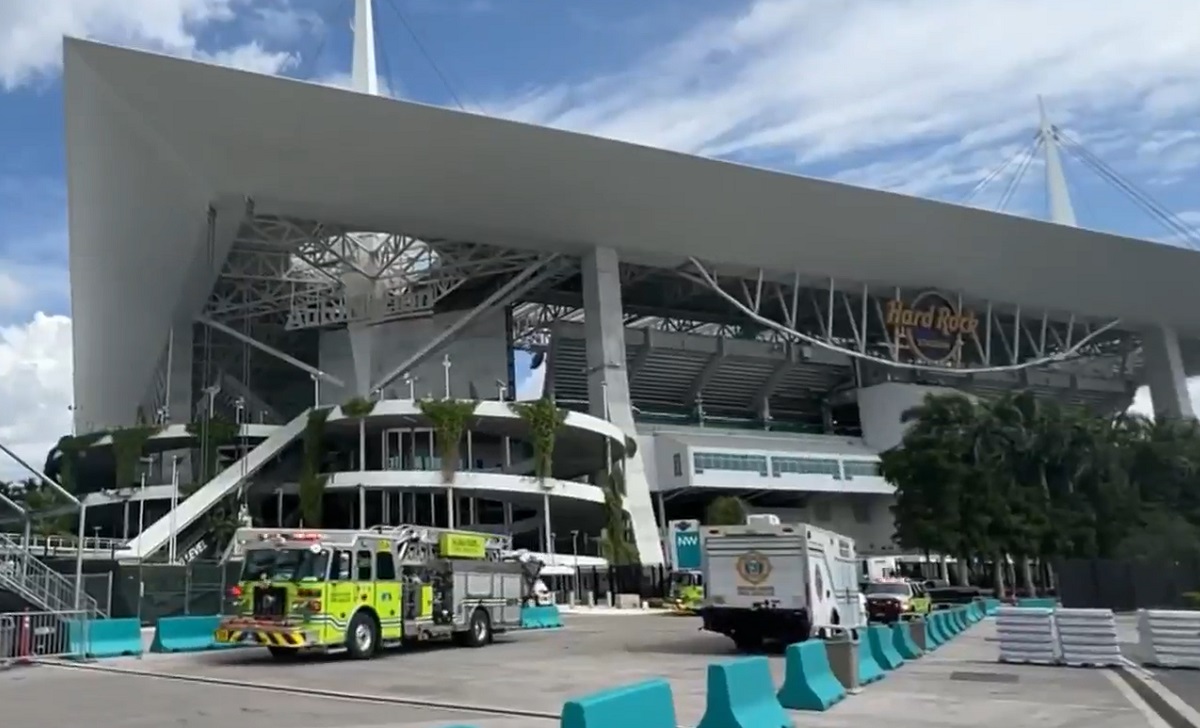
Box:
xmin=213 ymin=525 xmax=537 ymax=659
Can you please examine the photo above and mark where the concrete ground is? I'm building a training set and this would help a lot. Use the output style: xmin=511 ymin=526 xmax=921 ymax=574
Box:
xmin=2 ymin=614 xmax=1172 ymax=728
xmin=1116 ymin=613 xmax=1200 ymax=717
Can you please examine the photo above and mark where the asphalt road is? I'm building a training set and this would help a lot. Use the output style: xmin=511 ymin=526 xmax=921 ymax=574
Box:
xmin=1 ymin=614 xmax=1169 ymax=728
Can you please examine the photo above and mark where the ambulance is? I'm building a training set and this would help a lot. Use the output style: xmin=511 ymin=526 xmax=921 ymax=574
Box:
xmin=213 ymin=524 xmax=538 ymax=659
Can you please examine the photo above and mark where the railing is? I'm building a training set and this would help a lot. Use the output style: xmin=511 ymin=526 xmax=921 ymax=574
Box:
xmin=0 ymin=610 xmax=93 ymax=666
xmin=1 ymin=533 xmax=128 ymax=556
xmin=0 ymin=534 xmax=103 ymax=617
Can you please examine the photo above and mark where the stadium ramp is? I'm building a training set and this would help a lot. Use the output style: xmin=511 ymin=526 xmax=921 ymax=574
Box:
xmin=118 ymin=410 xmax=309 ymax=560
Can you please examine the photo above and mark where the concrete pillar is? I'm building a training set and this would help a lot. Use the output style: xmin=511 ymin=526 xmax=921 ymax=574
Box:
xmin=1142 ymin=325 xmax=1195 ymax=419
xmin=581 ymin=247 xmax=665 ymax=565
xmin=167 ymin=320 xmax=194 ymax=424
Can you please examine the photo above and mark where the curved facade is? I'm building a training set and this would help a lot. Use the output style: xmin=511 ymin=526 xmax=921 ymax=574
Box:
xmin=102 ymin=400 xmax=629 ymax=560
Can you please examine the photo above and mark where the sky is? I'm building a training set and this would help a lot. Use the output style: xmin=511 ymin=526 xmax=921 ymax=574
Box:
xmin=3 ymin=0 xmax=1200 ymax=478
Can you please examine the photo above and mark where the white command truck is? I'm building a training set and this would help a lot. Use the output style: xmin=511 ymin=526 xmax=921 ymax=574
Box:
xmin=698 ymin=518 xmax=862 ymax=649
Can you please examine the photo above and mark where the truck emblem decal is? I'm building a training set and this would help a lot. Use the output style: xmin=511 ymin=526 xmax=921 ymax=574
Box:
xmin=736 ymin=552 xmax=771 ymax=585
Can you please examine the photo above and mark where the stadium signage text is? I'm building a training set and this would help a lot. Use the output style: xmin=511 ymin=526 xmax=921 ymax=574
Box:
xmin=885 ymin=292 xmax=979 ymax=364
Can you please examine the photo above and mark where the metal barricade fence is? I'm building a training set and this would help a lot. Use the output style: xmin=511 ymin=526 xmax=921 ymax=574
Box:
xmin=0 ymin=610 xmax=91 ymax=667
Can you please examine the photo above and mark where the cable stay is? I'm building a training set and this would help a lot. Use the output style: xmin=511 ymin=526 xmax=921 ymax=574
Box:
xmin=1053 ymin=129 xmax=1200 ymax=250
xmin=960 ymin=132 xmax=1041 ymax=207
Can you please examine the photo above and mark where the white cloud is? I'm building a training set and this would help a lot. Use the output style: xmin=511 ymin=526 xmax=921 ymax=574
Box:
xmin=0 ymin=313 xmax=72 ymax=481
xmin=516 ymin=361 xmax=546 ymax=401
xmin=489 ymin=0 xmax=1200 ymax=198
xmin=0 ymin=0 xmax=298 ymax=89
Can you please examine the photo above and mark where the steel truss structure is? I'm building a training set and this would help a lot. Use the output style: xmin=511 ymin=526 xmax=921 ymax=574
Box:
xmin=520 ymin=259 xmax=1141 ymax=425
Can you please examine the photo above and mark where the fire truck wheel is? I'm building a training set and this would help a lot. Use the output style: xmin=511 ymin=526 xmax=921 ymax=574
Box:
xmin=346 ymin=611 xmax=379 ymax=659
xmin=463 ymin=608 xmax=492 ymax=648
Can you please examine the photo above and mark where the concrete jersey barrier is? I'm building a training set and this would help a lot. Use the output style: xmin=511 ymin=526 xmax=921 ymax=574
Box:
xmin=866 ymin=625 xmax=905 ymax=671
xmin=777 ymin=640 xmax=846 ymax=712
xmin=521 ymin=604 xmax=563 ymax=629
xmin=561 ymin=678 xmax=678 ymax=728
xmin=151 ymin=615 xmax=239 ymax=653
xmin=891 ymin=622 xmax=923 ymax=659
xmin=69 ymin=618 xmax=143 ymax=658
xmin=697 ymin=657 xmax=791 ymax=728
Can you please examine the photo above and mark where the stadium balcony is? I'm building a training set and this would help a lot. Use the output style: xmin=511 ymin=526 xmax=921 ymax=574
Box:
xmin=546 ymin=322 xmax=857 ymax=433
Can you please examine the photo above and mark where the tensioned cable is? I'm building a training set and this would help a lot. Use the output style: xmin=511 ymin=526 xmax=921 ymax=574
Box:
xmin=683 ymin=258 xmax=1122 ymax=375
xmin=380 ymin=0 xmax=477 ymax=112
xmin=960 ymin=132 xmax=1040 ymax=207
xmin=996 ymin=135 xmax=1043 ymax=212
xmin=1055 ymin=130 xmax=1200 ymax=249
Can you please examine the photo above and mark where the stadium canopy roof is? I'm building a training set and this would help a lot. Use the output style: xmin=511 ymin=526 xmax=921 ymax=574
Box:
xmin=64 ymin=37 xmax=1200 ymax=428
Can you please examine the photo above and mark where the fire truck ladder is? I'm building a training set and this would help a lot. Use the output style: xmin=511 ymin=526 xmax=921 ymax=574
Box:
xmin=371 ymin=525 xmax=514 ymax=562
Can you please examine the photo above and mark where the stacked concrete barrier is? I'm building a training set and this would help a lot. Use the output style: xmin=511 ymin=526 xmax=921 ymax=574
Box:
xmin=561 ymin=678 xmax=677 ymax=728
xmin=68 ymin=618 xmax=143 ymax=658
xmin=697 ymin=657 xmax=791 ymax=728
xmin=997 ymin=606 xmax=1058 ymax=665
xmin=777 ymin=640 xmax=846 ymax=711
xmin=521 ymin=605 xmax=563 ymax=629
xmin=151 ymin=615 xmax=239 ymax=653
xmin=1055 ymin=608 xmax=1120 ymax=667
xmin=891 ymin=621 xmax=922 ymax=659
xmin=1137 ymin=609 xmax=1200 ymax=668
xmin=866 ymin=625 xmax=904 ymax=670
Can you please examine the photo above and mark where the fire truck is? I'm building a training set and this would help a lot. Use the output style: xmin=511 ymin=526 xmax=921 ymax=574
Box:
xmin=213 ymin=524 xmax=540 ymax=659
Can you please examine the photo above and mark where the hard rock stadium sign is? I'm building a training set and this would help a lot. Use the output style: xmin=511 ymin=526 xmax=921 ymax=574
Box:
xmin=884 ymin=292 xmax=979 ymax=365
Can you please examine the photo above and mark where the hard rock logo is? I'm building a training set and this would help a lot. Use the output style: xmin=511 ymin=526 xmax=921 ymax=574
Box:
xmin=885 ymin=292 xmax=979 ymax=364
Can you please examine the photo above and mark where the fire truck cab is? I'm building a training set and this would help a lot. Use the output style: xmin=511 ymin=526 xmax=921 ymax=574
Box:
xmin=214 ymin=525 xmax=537 ymax=659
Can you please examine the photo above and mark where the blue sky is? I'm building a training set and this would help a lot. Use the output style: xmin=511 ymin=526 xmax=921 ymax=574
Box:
xmin=2 ymin=0 xmax=1200 ymax=473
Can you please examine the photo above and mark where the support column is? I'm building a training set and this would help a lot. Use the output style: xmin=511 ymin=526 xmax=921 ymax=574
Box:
xmin=581 ymin=247 xmax=665 ymax=565
xmin=1142 ymin=325 xmax=1195 ymax=419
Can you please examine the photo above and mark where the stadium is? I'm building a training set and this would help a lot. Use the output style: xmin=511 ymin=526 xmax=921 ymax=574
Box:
xmin=43 ymin=4 xmax=1200 ymax=569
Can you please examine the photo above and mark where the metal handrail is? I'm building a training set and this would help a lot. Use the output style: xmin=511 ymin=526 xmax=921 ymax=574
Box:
xmin=0 ymin=533 xmax=103 ymax=617
xmin=0 ymin=532 xmax=127 ymax=555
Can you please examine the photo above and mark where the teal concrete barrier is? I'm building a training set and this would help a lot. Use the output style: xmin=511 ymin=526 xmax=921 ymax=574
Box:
xmin=521 ymin=605 xmax=563 ymax=629
xmin=866 ymin=625 xmax=904 ymax=670
xmin=930 ymin=612 xmax=952 ymax=643
xmin=151 ymin=615 xmax=237 ymax=653
xmin=952 ymin=608 xmax=968 ymax=632
xmin=777 ymin=640 xmax=846 ymax=711
xmin=856 ymin=633 xmax=886 ymax=685
xmin=923 ymin=616 xmax=943 ymax=650
xmin=1017 ymin=597 xmax=1056 ymax=610
xmin=69 ymin=618 xmax=142 ymax=658
xmin=891 ymin=622 xmax=922 ymax=659
xmin=957 ymin=608 xmax=971 ymax=630
xmin=562 ymin=678 xmax=677 ymax=728
xmin=984 ymin=598 xmax=1000 ymax=615
xmin=697 ymin=657 xmax=790 ymax=728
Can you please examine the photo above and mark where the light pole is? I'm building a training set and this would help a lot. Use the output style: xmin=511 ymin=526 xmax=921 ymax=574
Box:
xmin=571 ymin=530 xmax=580 ymax=605
xmin=442 ymin=354 xmax=452 ymax=398
xmin=402 ymin=372 xmax=416 ymax=400
xmin=168 ymin=455 xmax=180 ymax=563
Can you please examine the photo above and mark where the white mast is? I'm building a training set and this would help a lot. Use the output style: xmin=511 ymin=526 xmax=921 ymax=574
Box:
xmin=1038 ymin=96 xmax=1077 ymax=226
xmin=352 ymin=0 xmax=379 ymax=96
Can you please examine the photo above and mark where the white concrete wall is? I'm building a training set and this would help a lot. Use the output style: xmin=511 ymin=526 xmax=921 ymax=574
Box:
xmin=745 ymin=495 xmax=897 ymax=554
xmin=856 ymin=382 xmax=964 ymax=451
xmin=318 ymin=310 xmax=509 ymax=405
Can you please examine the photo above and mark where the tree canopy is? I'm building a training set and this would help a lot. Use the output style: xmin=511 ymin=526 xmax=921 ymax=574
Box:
xmin=880 ymin=391 xmax=1200 ymax=592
